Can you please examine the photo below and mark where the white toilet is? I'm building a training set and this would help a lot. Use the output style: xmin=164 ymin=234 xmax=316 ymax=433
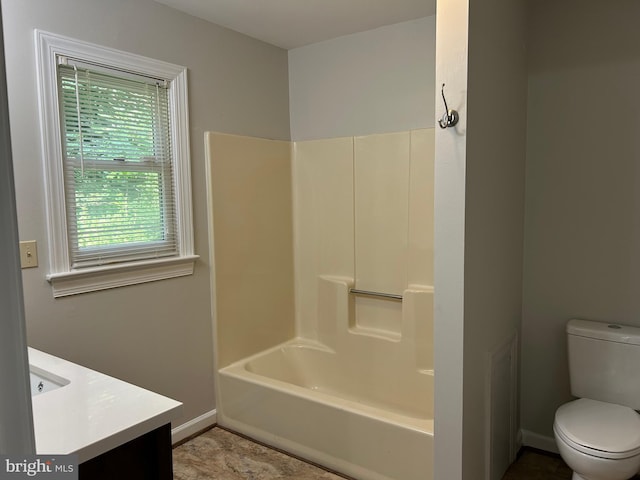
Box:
xmin=554 ymin=319 xmax=640 ymax=480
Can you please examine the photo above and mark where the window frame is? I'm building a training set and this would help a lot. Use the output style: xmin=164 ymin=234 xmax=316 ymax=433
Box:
xmin=35 ymin=30 xmax=197 ymax=297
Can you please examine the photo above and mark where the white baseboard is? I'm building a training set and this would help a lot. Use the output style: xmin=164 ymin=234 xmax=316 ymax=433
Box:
xmin=520 ymin=429 xmax=558 ymax=454
xmin=171 ymin=409 xmax=217 ymax=445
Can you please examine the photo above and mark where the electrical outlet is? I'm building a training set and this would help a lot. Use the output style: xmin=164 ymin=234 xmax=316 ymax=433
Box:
xmin=19 ymin=241 xmax=38 ymax=268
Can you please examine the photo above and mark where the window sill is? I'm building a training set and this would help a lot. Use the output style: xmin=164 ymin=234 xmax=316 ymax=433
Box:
xmin=46 ymin=255 xmax=199 ymax=298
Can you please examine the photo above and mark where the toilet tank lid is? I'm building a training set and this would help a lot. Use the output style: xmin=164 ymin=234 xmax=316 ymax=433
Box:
xmin=567 ymin=319 xmax=640 ymax=346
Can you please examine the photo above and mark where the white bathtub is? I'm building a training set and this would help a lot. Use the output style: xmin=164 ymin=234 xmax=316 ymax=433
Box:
xmin=218 ymin=338 xmax=434 ymax=480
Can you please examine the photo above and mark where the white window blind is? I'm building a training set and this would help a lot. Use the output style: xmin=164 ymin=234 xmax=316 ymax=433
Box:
xmin=57 ymin=62 xmax=178 ymax=268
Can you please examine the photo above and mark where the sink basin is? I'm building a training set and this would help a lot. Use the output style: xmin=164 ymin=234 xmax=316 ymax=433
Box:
xmin=29 ymin=365 xmax=69 ymax=396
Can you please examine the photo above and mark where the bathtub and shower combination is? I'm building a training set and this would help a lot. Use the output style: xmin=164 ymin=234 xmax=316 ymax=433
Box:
xmin=208 ymin=130 xmax=435 ymax=480
xmin=218 ymin=281 xmax=434 ymax=480
xmin=219 ymin=339 xmax=433 ymax=480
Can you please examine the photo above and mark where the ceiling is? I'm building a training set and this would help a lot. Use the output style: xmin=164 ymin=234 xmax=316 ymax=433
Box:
xmin=153 ymin=0 xmax=436 ymax=50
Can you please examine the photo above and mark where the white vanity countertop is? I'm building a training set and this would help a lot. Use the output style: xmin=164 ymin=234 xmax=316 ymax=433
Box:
xmin=29 ymin=347 xmax=183 ymax=463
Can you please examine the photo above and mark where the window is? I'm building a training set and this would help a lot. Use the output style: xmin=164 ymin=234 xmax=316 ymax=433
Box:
xmin=58 ymin=61 xmax=177 ymax=266
xmin=36 ymin=31 xmax=197 ymax=297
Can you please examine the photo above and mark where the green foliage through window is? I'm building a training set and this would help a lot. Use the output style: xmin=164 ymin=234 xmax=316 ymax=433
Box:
xmin=58 ymin=62 xmax=177 ymax=266
xmin=74 ymin=169 xmax=164 ymax=248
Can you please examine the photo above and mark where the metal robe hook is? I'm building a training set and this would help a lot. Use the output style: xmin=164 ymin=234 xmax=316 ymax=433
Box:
xmin=438 ymin=83 xmax=459 ymax=129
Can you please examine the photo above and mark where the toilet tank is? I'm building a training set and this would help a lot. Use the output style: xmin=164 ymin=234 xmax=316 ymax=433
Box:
xmin=568 ymin=319 xmax=640 ymax=409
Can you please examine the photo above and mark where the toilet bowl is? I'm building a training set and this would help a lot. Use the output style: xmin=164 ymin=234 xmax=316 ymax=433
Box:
xmin=553 ymin=320 xmax=640 ymax=480
xmin=554 ymin=398 xmax=640 ymax=480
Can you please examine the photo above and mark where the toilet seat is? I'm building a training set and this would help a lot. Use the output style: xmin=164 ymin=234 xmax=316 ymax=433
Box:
xmin=555 ymin=398 xmax=640 ymax=460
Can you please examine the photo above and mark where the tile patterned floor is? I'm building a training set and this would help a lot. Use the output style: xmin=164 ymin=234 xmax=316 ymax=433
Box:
xmin=173 ymin=427 xmax=347 ymax=480
xmin=173 ymin=427 xmax=637 ymax=480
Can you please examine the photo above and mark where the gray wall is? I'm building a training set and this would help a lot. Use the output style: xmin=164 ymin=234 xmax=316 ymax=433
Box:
xmin=288 ymin=16 xmax=435 ymax=141
xmin=434 ymin=0 xmax=527 ymax=477
xmin=1 ymin=0 xmax=290 ymax=428
xmin=0 ymin=8 xmax=35 ymax=453
xmin=462 ymin=0 xmax=528 ymax=476
xmin=521 ymin=0 xmax=640 ymax=441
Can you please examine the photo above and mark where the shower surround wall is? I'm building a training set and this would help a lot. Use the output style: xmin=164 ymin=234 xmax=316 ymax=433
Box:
xmin=207 ymin=134 xmax=295 ymax=368
xmin=294 ymin=130 xmax=434 ymax=339
xmin=208 ymin=129 xmax=434 ymax=480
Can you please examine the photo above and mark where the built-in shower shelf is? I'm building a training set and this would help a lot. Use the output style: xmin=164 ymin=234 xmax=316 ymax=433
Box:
xmin=348 ymin=324 xmax=402 ymax=342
